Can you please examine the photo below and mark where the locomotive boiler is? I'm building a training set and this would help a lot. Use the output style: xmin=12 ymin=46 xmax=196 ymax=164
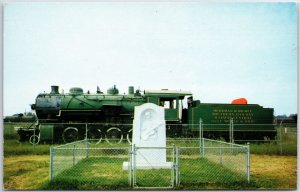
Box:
xmin=17 ymin=85 xmax=276 ymax=144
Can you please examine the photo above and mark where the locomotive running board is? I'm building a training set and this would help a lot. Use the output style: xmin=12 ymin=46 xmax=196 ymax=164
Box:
xmin=56 ymin=110 xmax=102 ymax=116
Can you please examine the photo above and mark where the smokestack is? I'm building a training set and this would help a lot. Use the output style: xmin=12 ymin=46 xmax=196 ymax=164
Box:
xmin=50 ymin=85 xmax=59 ymax=94
xmin=128 ymin=86 xmax=134 ymax=95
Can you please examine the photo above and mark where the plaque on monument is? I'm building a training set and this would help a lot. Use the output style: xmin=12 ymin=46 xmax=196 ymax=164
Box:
xmin=123 ymin=103 xmax=172 ymax=170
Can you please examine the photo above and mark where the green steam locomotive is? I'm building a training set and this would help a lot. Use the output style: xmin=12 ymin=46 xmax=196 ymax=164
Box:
xmin=17 ymin=85 xmax=276 ymax=144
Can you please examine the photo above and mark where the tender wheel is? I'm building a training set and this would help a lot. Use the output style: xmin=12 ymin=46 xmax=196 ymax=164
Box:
xmin=105 ymin=127 xmax=123 ymax=145
xmin=126 ymin=129 xmax=132 ymax=144
xmin=63 ymin=127 xmax=79 ymax=143
xmin=29 ymin=134 xmax=40 ymax=144
xmin=88 ymin=127 xmax=102 ymax=144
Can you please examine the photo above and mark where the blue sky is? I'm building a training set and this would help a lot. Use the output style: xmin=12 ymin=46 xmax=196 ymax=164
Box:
xmin=3 ymin=2 xmax=298 ymax=116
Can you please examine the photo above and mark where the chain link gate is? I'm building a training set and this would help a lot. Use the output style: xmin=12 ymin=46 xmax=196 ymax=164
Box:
xmin=128 ymin=145 xmax=179 ymax=189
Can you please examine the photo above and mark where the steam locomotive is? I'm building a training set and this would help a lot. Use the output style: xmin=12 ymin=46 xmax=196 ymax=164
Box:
xmin=4 ymin=113 xmax=36 ymax=122
xmin=17 ymin=85 xmax=276 ymax=144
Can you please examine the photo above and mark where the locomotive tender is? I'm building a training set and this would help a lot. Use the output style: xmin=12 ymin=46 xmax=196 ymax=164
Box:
xmin=18 ymin=85 xmax=276 ymax=144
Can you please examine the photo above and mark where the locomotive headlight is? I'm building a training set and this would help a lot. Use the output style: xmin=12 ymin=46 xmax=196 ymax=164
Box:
xmin=31 ymin=104 xmax=36 ymax=110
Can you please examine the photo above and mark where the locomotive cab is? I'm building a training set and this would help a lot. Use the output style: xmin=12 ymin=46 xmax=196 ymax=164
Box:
xmin=144 ymin=90 xmax=192 ymax=123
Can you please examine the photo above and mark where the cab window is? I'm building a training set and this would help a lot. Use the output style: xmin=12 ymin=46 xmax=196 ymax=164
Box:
xmin=159 ymin=99 xmax=176 ymax=109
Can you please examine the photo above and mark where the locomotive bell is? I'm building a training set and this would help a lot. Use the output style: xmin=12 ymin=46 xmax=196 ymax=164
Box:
xmin=69 ymin=87 xmax=84 ymax=95
xmin=107 ymin=85 xmax=119 ymax=95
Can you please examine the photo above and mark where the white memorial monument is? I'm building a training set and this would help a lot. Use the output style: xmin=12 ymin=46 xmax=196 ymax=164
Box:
xmin=123 ymin=103 xmax=172 ymax=170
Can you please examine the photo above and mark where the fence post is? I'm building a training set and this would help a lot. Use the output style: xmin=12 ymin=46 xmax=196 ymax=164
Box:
xmin=50 ymin=147 xmax=54 ymax=181
xmin=172 ymin=144 xmax=175 ymax=187
xmin=246 ymin=142 xmax=250 ymax=183
xmin=229 ymin=118 xmax=234 ymax=153
xmin=10 ymin=122 xmax=13 ymax=136
xmin=86 ymin=123 xmax=89 ymax=159
xmin=279 ymin=122 xmax=283 ymax=155
xmin=199 ymin=119 xmax=204 ymax=156
xmin=229 ymin=119 xmax=231 ymax=152
xmin=176 ymin=147 xmax=180 ymax=186
xmin=220 ymin=143 xmax=222 ymax=164
xmin=202 ymin=138 xmax=205 ymax=157
xmin=33 ymin=127 xmax=36 ymax=153
xmin=232 ymin=120 xmax=234 ymax=144
xmin=133 ymin=144 xmax=136 ymax=187
xmin=199 ymin=119 xmax=202 ymax=154
xmin=128 ymin=144 xmax=132 ymax=187
xmin=73 ymin=144 xmax=75 ymax=166
xmin=199 ymin=118 xmax=203 ymax=140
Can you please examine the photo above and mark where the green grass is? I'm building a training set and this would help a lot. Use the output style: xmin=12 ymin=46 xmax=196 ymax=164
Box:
xmin=3 ymin=139 xmax=297 ymax=190
xmin=4 ymin=155 xmax=50 ymax=190
xmin=3 ymin=122 xmax=34 ymax=140
xmin=249 ymin=129 xmax=297 ymax=155
xmin=250 ymin=142 xmax=297 ymax=156
xmin=45 ymin=155 xmax=285 ymax=190
xmin=42 ymin=156 xmax=251 ymax=190
xmin=4 ymin=122 xmax=297 ymax=156
xmin=178 ymin=157 xmax=250 ymax=190
xmin=4 ymin=153 xmax=296 ymax=190
xmin=4 ymin=140 xmax=53 ymax=156
xmin=3 ymin=122 xmax=297 ymax=190
xmin=44 ymin=157 xmax=129 ymax=190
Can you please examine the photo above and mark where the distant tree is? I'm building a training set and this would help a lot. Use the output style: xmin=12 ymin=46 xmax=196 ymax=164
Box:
xmin=25 ymin=112 xmax=34 ymax=116
xmin=276 ymin=114 xmax=287 ymax=118
xmin=289 ymin=114 xmax=297 ymax=122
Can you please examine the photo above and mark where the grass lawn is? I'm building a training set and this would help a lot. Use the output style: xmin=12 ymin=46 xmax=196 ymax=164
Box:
xmin=3 ymin=153 xmax=297 ymax=190
xmin=250 ymin=154 xmax=297 ymax=189
xmin=4 ymin=155 xmax=49 ymax=190
xmin=3 ymin=123 xmax=297 ymax=190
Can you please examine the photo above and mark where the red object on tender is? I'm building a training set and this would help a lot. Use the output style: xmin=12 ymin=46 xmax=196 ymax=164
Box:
xmin=231 ymin=98 xmax=248 ymax=104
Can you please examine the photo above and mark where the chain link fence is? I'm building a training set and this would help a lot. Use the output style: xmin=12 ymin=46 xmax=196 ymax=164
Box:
xmin=131 ymin=146 xmax=177 ymax=188
xmin=177 ymin=138 xmax=249 ymax=187
xmin=49 ymin=138 xmax=249 ymax=189
xmin=50 ymin=140 xmax=88 ymax=179
xmin=4 ymin=121 xmax=297 ymax=155
xmin=50 ymin=140 xmax=130 ymax=189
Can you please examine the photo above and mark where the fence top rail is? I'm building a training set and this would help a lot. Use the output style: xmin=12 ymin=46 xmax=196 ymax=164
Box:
xmin=134 ymin=146 xmax=175 ymax=150
xmin=53 ymin=147 xmax=130 ymax=150
xmin=52 ymin=146 xmax=247 ymax=150
xmin=203 ymin=138 xmax=247 ymax=148
xmin=133 ymin=186 xmax=174 ymax=189
xmin=54 ymin=140 xmax=87 ymax=149
xmin=35 ymin=122 xmax=280 ymax=126
xmin=179 ymin=146 xmax=247 ymax=149
xmin=232 ymin=124 xmax=276 ymax=126
xmin=203 ymin=146 xmax=247 ymax=149
xmin=167 ymin=138 xmax=201 ymax=141
xmin=225 ymin=130 xmax=277 ymax=132
xmin=38 ymin=122 xmax=134 ymax=126
xmin=36 ymin=122 xmax=230 ymax=126
xmin=234 ymin=139 xmax=279 ymax=142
